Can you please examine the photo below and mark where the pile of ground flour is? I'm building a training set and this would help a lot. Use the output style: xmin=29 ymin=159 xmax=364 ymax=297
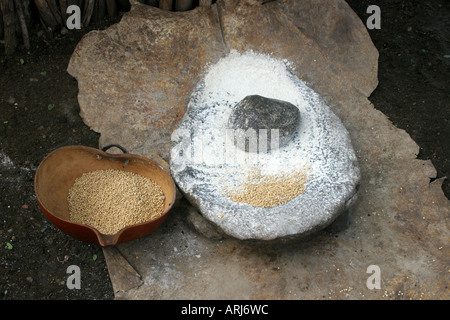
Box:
xmin=170 ymin=50 xmax=360 ymax=240
xmin=172 ymin=50 xmax=313 ymax=177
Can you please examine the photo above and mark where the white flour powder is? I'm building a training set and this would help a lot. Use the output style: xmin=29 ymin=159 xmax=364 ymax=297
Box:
xmin=172 ymin=50 xmax=323 ymax=185
xmin=203 ymin=50 xmax=301 ymax=106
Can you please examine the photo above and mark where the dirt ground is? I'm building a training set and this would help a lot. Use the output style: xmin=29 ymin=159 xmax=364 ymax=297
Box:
xmin=0 ymin=0 xmax=448 ymax=300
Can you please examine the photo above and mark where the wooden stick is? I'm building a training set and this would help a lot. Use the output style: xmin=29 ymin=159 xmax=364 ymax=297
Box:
xmin=82 ymin=0 xmax=94 ymax=27
xmin=0 ymin=5 xmax=4 ymax=41
xmin=1 ymin=0 xmax=17 ymax=54
xmin=93 ymin=0 xmax=105 ymax=23
xmin=59 ymin=0 xmax=68 ymax=24
xmin=175 ymin=0 xmax=193 ymax=11
xmin=78 ymin=0 xmax=84 ymax=13
xmin=47 ymin=0 xmax=63 ymax=25
xmin=13 ymin=0 xmax=30 ymax=49
xmin=159 ymin=0 xmax=172 ymax=11
xmin=34 ymin=0 xmax=58 ymax=29
xmin=105 ymin=0 xmax=116 ymax=18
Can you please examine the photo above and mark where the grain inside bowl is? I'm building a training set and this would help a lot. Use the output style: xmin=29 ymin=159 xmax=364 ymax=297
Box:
xmin=67 ymin=169 xmax=166 ymax=235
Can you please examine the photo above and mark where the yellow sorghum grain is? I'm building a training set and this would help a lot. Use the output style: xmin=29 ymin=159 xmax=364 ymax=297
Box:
xmin=68 ymin=169 xmax=165 ymax=235
xmin=225 ymin=167 xmax=309 ymax=208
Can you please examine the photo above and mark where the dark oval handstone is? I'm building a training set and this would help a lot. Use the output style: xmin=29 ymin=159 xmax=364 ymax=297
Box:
xmin=227 ymin=95 xmax=301 ymax=153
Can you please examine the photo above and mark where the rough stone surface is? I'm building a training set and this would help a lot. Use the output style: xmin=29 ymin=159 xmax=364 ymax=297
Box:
xmin=67 ymin=3 xmax=226 ymax=161
xmin=227 ymin=95 xmax=300 ymax=152
xmin=185 ymin=202 xmax=225 ymax=241
xmin=170 ymin=51 xmax=360 ymax=240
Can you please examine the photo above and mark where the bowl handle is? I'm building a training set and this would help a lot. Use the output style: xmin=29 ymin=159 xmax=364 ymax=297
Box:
xmin=96 ymin=233 xmax=120 ymax=247
xmin=102 ymin=144 xmax=128 ymax=154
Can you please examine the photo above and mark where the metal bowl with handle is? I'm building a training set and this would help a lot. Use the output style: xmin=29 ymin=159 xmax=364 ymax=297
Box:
xmin=34 ymin=145 xmax=176 ymax=247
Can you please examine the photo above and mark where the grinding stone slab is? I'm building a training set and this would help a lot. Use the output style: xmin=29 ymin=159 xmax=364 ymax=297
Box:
xmin=67 ymin=0 xmax=449 ymax=299
xmin=169 ymin=51 xmax=361 ymax=240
